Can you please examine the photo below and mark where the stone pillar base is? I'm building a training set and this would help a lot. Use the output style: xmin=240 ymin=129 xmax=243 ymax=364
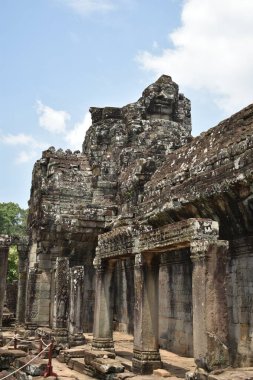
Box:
xmin=69 ymin=333 xmax=86 ymax=347
xmin=52 ymin=328 xmax=69 ymax=346
xmin=132 ymin=349 xmax=161 ymax=374
xmin=92 ymin=338 xmax=115 ymax=352
xmin=25 ymin=323 xmax=38 ymax=336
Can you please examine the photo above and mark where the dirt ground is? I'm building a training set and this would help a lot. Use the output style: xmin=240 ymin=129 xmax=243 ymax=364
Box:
xmin=2 ymin=330 xmax=253 ymax=379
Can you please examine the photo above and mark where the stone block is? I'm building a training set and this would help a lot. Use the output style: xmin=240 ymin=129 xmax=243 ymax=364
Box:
xmin=153 ymin=368 xmax=172 ymax=377
xmin=84 ymin=348 xmax=115 ymax=365
xmin=57 ymin=347 xmax=85 ymax=363
xmin=14 ymin=356 xmax=47 ymax=376
xmin=0 ymin=349 xmax=27 ymax=358
xmin=185 ymin=372 xmax=196 ymax=380
xmin=70 ymin=358 xmax=86 ymax=373
xmin=194 ymin=367 xmax=208 ymax=380
xmin=114 ymin=373 xmax=136 ymax=379
xmin=91 ymin=358 xmax=125 ymax=374
xmin=0 ymin=349 xmax=27 ymax=370
xmin=13 ymin=371 xmax=29 ymax=380
xmin=0 ymin=370 xmax=16 ymax=380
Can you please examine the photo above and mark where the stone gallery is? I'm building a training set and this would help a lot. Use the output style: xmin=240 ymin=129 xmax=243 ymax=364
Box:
xmin=1 ymin=75 xmax=253 ymax=376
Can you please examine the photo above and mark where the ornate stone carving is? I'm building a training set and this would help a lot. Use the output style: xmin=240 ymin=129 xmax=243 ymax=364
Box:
xmin=54 ymin=258 xmax=69 ymax=329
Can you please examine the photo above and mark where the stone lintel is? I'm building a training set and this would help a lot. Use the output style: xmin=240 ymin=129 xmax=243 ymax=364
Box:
xmin=95 ymin=218 xmax=219 ymax=262
xmin=139 ymin=218 xmax=219 ymax=254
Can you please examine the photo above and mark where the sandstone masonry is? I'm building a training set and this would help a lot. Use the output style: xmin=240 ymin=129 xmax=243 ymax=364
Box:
xmin=19 ymin=75 xmax=253 ymax=375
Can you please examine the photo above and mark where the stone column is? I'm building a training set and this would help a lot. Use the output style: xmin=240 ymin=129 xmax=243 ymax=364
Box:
xmin=132 ymin=253 xmax=161 ymax=375
xmin=69 ymin=266 xmax=85 ymax=346
xmin=16 ymin=238 xmax=29 ymax=324
xmin=25 ymin=266 xmax=39 ymax=329
xmin=52 ymin=257 xmax=70 ymax=344
xmin=92 ymin=258 xmax=116 ymax=352
xmin=0 ymin=236 xmax=11 ymax=328
xmin=190 ymin=240 xmax=229 ymax=371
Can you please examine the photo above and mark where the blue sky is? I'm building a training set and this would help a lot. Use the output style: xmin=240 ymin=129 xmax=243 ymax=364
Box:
xmin=1 ymin=0 xmax=253 ymax=209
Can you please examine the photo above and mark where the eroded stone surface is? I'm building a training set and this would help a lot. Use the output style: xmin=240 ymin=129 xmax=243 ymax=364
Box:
xmin=23 ymin=75 xmax=253 ymax=375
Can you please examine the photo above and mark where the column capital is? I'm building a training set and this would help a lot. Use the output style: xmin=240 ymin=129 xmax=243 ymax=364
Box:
xmin=93 ymin=257 xmax=116 ymax=272
xmin=0 ymin=235 xmax=12 ymax=250
xmin=16 ymin=237 xmax=29 ymax=256
xmin=134 ymin=253 xmax=144 ymax=268
xmin=190 ymin=240 xmax=228 ymax=261
xmin=93 ymin=256 xmax=103 ymax=271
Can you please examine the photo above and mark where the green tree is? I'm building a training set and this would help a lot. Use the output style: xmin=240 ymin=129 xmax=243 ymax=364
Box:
xmin=0 ymin=202 xmax=28 ymax=237
xmin=0 ymin=202 xmax=28 ymax=283
xmin=7 ymin=245 xmax=19 ymax=282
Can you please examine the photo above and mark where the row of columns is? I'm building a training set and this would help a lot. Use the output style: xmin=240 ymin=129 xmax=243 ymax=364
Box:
xmin=1 ymin=235 xmax=230 ymax=374
xmin=0 ymin=237 xmax=30 ymax=329
xmin=0 ymin=245 xmax=87 ymax=347
xmin=0 ymin=237 xmax=11 ymax=328
xmin=24 ymin=256 xmax=86 ymax=346
xmin=16 ymin=239 xmax=29 ymax=324
xmin=92 ymin=240 xmax=229 ymax=374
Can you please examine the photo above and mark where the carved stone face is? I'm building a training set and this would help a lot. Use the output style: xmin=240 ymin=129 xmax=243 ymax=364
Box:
xmin=144 ymin=84 xmax=177 ymax=120
xmin=147 ymin=96 xmax=174 ymax=118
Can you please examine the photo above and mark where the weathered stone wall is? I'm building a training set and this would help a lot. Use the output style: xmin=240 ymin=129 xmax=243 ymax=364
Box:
xmin=113 ymin=258 xmax=135 ymax=334
xmin=139 ymin=104 xmax=253 ymax=237
xmin=134 ymin=103 xmax=253 ymax=367
xmin=83 ymin=75 xmax=192 ymax=223
xmin=5 ymin=281 xmax=18 ymax=314
xmin=159 ymin=250 xmax=193 ymax=356
xmin=26 ymin=75 xmax=192 ymax=331
xmin=27 ymin=148 xmax=108 ymax=328
xmin=112 ymin=252 xmax=193 ymax=357
xmin=227 ymin=237 xmax=253 ymax=366
xmin=26 ymin=74 xmax=253 ymax=369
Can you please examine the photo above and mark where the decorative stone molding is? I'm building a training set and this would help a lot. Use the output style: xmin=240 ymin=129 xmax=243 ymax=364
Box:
xmin=190 ymin=240 xmax=229 ymax=261
xmin=95 ymin=218 xmax=219 ymax=263
xmin=92 ymin=337 xmax=115 ymax=352
xmin=132 ymin=349 xmax=161 ymax=375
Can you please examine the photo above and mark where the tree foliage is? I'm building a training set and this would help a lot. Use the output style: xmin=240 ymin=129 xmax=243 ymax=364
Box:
xmin=0 ymin=202 xmax=28 ymax=237
xmin=7 ymin=245 xmax=19 ymax=282
xmin=0 ymin=202 xmax=28 ymax=283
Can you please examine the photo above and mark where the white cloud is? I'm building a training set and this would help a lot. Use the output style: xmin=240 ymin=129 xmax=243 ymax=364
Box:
xmin=58 ymin=0 xmax=115 ymax=14
xmin=65 ymin=112 xmax=91 ymax=150
xmin=0 ymin=133 xmax=47 ymax=149
xmin=36 ymin=100 xmax=70 ymax=134
xmin=136 ymin=0 xmax=253 ymax=113
xmin=0 ymin=133 xmax=49 ymax=164
xmin=15 ymin=150 xmax=38 ymax=164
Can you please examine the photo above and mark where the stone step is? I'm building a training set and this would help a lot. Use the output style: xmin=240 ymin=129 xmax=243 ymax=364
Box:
xmin=153 ymin=368 xmax=173 ymax=377
xmin=116 ymin=355 xmax=132 ymax=372
xmin=91 ymin=357 xmax=125 ymax=375
xmin=83 ymin=348 xmax=116 ymax=365
xmin=57 ymin=348 xmax=85 ymax=364
xmin=14 ymin=355 xmax=48 ymax=376
xmin=67 ymin=357 xmax=86 ymax=373
xmin=0 ymin=348 xmax=27 ymax=370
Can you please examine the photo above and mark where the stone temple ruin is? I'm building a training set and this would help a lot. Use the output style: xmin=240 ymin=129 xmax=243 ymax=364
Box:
xmin=1 ymin=74 xmax=253 ymax=378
